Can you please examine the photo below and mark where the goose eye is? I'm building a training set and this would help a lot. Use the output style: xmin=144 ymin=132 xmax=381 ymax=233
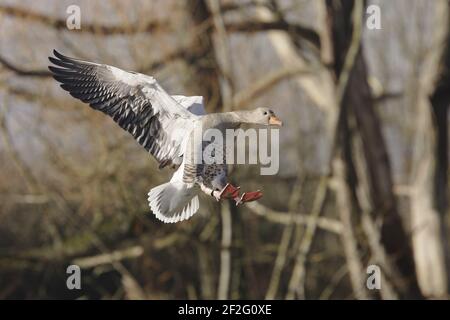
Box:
xmin=263 ymin=111 xmax=268 ymax=115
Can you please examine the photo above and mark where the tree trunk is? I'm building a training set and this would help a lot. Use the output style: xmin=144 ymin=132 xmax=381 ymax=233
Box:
xmin=327 ymin=0 xmax=423 ymax=298
xmin=409 ymin=0 xmax=449 ymax=298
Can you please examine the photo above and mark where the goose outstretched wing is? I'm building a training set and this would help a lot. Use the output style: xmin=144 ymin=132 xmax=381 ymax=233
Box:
xmin=49 ymin=50 xmax=196 ymax=168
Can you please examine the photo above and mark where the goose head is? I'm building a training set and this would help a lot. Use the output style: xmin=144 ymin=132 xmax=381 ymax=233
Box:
xmin=235 ymin=107 xmax=283 ymax=127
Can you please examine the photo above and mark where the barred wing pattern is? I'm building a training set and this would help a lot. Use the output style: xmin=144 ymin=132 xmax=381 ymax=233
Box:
xmin=48 ymin=50 xmax=195 ymax=168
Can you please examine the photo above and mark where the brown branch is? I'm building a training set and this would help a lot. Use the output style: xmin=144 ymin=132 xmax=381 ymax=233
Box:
xmin=0 ymin=55 xmax=51 ymax=77
xmin=220 ymin=1 xmax=269 ymax=13
xmin=332 ymin=156 xmax=369 ymax=299
xmin=286 ymin=176 xmax=329 ymax=299
xmin=0 ymin=5 xmax=166 ymax=35
xmin=245 ymin=201 xmax=342 ymax=234
xmin=225 ymin=20 xmax=320 ymax=49
xmin=140 ymin=47 xmax=199 ymax=73
xmin=265 ymin=175 xmax=302 ymax=300
xmin=328 ymin=0 xmax=423 ymax=299
xmin=0 ymin=103 xmax=41 ymax=193
xmin=0 ymin=46 xmax=197 ymax=78
xmin=207 ymin=0 xmax=234 ymax=300
xmin=0 ymin=4 xmax=319 ymax=47
xmin=318 ymin=264 xmax=348 ymax=299
xmin=429 ymin=0 xmax=450 ymax=294
xmin=325 ymin=0 xmax=369 ymax=300
xmin=73 ymin=245 xmax=144 ymax=269
xmin=233 ymin=65 xmax=312 ymax=109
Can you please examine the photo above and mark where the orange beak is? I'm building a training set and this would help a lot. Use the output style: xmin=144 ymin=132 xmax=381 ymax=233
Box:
xmin=269 ymin=115 xmax=283 ymax=127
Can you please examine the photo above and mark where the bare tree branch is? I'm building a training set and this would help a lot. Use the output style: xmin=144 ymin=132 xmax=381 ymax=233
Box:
xmin=233 ymin=65 xmax=312 ymax=109
xmin=225 ymin=20 xmax=320 ymax=49
xmin=73 ymin=245 xmax=143 ymax=268
xmin=245 ymin=201 xmax=342 ymax=234
xmin=0 ymin=5 xmax=167 ymax=35
xmin=0 ymin=55 xmax=51 ymax=77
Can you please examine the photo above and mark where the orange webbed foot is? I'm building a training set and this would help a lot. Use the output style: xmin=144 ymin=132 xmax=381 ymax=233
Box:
xmin=219 ymin=183 xmax=241 ymax=200
xmin=235 ymin=190 xmax=263 ymax=206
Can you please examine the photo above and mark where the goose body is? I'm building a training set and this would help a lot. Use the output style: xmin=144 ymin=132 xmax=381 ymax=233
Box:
xmin=48 ymin=50 xmax=282 ymax=223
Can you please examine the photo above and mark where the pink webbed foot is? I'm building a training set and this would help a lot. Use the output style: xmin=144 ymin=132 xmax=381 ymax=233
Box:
xmin=218 ymin=183 xmax=241 ymax=200
xmin=235 ymin=190 xmax=263 ymax=206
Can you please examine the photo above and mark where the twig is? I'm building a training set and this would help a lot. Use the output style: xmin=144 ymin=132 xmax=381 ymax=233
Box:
xmin=0 ymin=5 xmax=168 ymax=35
xmin=352 ymin=123 xmax=400 ymax=299
xmin=0 ymin=55 xmax=51 ymax=77
xmin=224 ymin=20 xmax=320 ymax=49
xmin=0 ymin=101 xmax=40 ymax=193
xmin=245 ymin=201 xmax=342 ymax=235
xmin=265 ymin=175 xmax=302 ymax=300
xmin=265 ymin=222 xmax=294 ymax=299
xmin=319 ymin=264 xmax=348 ymax=299
xmin=207 ymin=0 xmax=234 ymax=300
xmin=332 ymin=157 xmax=368 ymax=299
xmin=330 ymin=0 xmax=369 ymax=300
xmin=73 ymin=245 xmax=143 ymax=269
xmin=198 ymin=245 xmax=215 ymax=299
xmin=218 ymin=201 xmax=232 ymax=300
xmin=362 ymin=213 xmax=399 ymax=299
xmin=286 ymin=176 xmax=328 ymax=299
xmin=233 ymin=66 xmax=312 ymax=109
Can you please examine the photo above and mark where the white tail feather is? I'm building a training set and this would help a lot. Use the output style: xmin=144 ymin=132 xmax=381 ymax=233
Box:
xmin=148 ymin=182 xmax=199 ymax=223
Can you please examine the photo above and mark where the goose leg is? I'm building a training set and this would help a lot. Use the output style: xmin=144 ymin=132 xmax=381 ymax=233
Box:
xmin=199 ymin=183 xmax=234 ymax=202
xmin=235 ymin=190 xmax=263 ymax=206
xmin=200 ymin=184 xmax=220 ymax=201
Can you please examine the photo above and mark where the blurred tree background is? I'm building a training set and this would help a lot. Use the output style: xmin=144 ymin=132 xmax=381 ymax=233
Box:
xmin=0 ymin=0 xmax=449 ymax=299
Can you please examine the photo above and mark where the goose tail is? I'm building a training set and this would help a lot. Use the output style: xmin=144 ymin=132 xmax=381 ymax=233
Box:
xmin=148 ymin=182 xmax=199 ymax=223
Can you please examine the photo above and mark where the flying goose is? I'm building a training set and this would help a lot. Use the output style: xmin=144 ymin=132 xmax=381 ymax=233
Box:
xmin=48 ymin=50 xmax=283 ymax=223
